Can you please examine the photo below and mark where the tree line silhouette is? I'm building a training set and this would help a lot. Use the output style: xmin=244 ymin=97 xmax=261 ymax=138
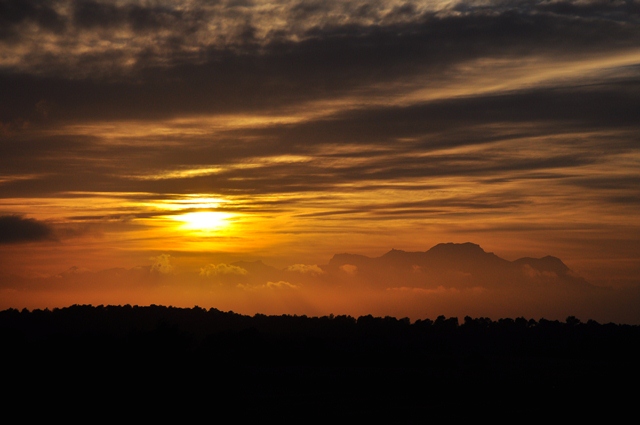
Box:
xmin=2 ymin=304 xmax=638 ymax=420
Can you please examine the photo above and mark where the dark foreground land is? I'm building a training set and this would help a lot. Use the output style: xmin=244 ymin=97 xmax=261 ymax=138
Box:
xmin=2 ymin=305 xmax=639 ymax=420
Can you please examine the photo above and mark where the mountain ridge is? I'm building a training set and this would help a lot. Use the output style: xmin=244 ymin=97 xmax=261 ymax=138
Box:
xmin=330 ymin=242 xmax=568 ymax=271
xmin=327 ymin=242 xmax=588 ymax=288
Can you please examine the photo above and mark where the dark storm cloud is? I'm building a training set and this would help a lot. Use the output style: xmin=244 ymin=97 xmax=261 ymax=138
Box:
xmin=2 ymin=0 xmax=640 ymax=123
xmin=72 ymin=0 xmax=198 ymax=31
xmin=0 ymin=0 xmax=65 ymax=41
xmin=0 ymin=0 xmax=198 ymax=37
xmin=72 ymin=0 xmax=126 ymax=29
xmin=534 ymin=0 xmax=640 ymax=17
xmin=0 ymin=215 xmax=55 ymax=243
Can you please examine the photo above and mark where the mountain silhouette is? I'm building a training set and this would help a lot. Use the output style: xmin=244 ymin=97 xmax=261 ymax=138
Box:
xmin=327 ymin=242 xmax=589 ymax=289
xmin=23 ymin=242 xmax=590 ymax=295
xmin=513 ymin=256 xmax=570 ymax=276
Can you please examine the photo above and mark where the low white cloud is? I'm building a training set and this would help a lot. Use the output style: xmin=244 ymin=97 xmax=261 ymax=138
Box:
xmin=150 ymin=254 xmax=174 ymax=274
xmin=286 ymin=264 xmax=325 ymax=276
xmin=266 ymin=281 xmax=298 ymax=289
xmin=387 ymin=286 xmax=486 ymax=295
xmin=235 ymin=280 xmax=299 ymax=290
xmin=200 ymin=263 xmax=248 ymax=277
xmin=340 ymin=264 xmax=358 ymax=275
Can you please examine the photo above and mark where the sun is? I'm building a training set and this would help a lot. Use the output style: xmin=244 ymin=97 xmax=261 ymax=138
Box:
xmin=175 ymin=211 xmax=233 ymax=232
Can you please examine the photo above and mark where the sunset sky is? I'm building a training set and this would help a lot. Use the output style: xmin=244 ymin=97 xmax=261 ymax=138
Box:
xmin=1 ymin=0 xmax=639 ymax=322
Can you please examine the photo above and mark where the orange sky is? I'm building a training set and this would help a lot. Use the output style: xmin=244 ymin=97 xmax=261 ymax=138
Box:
xmin=1 ymin=0 xmax=639 ymax=323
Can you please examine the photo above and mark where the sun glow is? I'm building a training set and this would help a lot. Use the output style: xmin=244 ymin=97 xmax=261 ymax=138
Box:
xmin=175 ymin=211 xmax=234 ymax=232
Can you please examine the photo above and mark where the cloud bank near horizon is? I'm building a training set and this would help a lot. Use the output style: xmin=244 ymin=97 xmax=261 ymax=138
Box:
xmin=2 ymin=242 xmax=639 ymax=324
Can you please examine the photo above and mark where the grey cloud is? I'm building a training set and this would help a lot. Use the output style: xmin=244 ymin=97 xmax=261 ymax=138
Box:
xmin=290 ymin=1 xmax=329 ymax=19
xmin=565 ymin=175 xmax=640 ymax=207
xmin=72 ymin=0 xmax=126 ymax=29
xmin=2 ymin=1 xmax=640 ymax=123
xmin=0 ymin=215 xmax=55 ymax=244
xmin=534 ymin=0 xmax=640 ymax=18
xmin=72 ymin=0 xmax=195 ymax=32
xmin=295 ymin=196 xmax=529 ymax=219
xmin=605 ymin=195 xmax=640 ymax=206
xmin=297 ymin=83 xmax=640 ymax=145
xmin=0 ymin=0 xmax=65 ymax=41
xmin=0 ymin=90 xmax=627 ymax=199
xmin=127 ymin=150 xmax=589 ymax=196
xmin=568 ymin=175 xmax=640 ymax=191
